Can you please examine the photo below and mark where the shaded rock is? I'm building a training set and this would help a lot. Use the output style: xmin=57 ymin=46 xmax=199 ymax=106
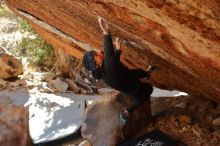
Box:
xmin=0 ymin=93 xmax=11 ymax=105
xmin=9 ymin=78 xmax=26 ymax=87
xmin=178 ymin=115 xmax=192 ymax=124
xmin=192 ymin=124 xmax=205 ymax=138
xmin=48 ymin=78 xmax=68 ymax=92
xmin=66 ymin=78 xmax=80 ymax=93
xmin=213 ymin=130 xmax=220 ymax=139
xmin=80 ymin=88 xmax=87 ymax=94
xmin=151 ymin=96 xmax=191 ymax=116
xmin=97 ymin=88 xmax=117 ymax=95
xmin=5 ymin=0 xmax=220 ymax=104
xmin=0 ymin=105 xmax=32 ymax=146
xmin=0 ymin=78 xmax=7 ymax=86
xmin=0 ymin=53 xmax=23 ymax=79
xmin=81 ymin=93 xmax=151 ymax=146
xmin=213 ymin=117 xmax=220 ymax=126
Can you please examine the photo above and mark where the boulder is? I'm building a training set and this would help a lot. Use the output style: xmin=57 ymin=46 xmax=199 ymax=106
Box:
xmin=0 ymin=93 xmax=11 ymax=105
xmin=48 ymin=78 xmax=68 ymax=92
xmin=66 ymin=78 xmax=81 ymax=93
xmin=81 ymin=93 xmax=151 ymax=146
xmin=0 ymin=53 xmax=23 ymax=79
xmin=0 ymin=105 xmax=32 ymax=146
xmin=4 ymin=0 xmax=220 ymax=104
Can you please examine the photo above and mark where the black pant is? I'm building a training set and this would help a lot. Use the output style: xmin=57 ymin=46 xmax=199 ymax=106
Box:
xmin=125 ymin=83 xmax=153 ymax=113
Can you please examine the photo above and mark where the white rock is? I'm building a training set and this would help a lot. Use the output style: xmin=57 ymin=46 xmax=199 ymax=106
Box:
xmin=49 ymin=78 xmax=68 ymax=92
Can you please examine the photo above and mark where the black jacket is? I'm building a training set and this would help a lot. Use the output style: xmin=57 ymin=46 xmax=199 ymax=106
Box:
xmin=93 ymin=34 xmax=150 ymax=93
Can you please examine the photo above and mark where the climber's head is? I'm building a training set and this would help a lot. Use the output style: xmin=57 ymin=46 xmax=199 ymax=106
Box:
xmin=82 ymin=50 xmax=104 ymax=71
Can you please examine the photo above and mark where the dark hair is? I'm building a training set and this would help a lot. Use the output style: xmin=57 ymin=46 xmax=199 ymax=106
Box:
xmin=82 ymin=50 xmax=96 ymax=71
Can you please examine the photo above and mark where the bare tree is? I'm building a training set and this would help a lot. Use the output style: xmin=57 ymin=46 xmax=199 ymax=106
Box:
xmin=54 ymin=48 xmax=97 ymax=94
xmin=0 ymin=0 xmax=4 ymax=8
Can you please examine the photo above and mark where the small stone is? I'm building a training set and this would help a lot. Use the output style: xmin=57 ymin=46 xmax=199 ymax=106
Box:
xmin=213 ymin=130 xmax=220 ymax=139
xmin=206 ymin=116 xmax=213 ymax=122
xmin=213 ymin=117 xmax=220 ymax=126
xmin=84 ymin=78 xmax=91 ymax=84
xmin=41 ymin=72 xmax=56 ymax=81
xmin=66 ymin=79 xmax=80 ymax=93
xmin=175 ymin=102 xmax=188 ymax=109
xmin=0 ymin=78 xmax=7 ymax=86
xmin=80 ymin=88 xmax=87 ymax=94
xmin=174 ymin=121 xmax=179 ymax=127
xmin=192 ymin=126 xmax=203 ymax=138
xmin=48 ymin=78 xmax=68 ymax=92
xmin=78 ymin=140 xmax=92 ymax=146
xmin=182 ymin=126 xmax=187 ymax=131
xmin=179 ymin=129 xmax=184 ymax=133
xmin=178 ymin=115 xmax=191 ymax=124
xmin=9 ymin=79 xmax=26 ymax=87
xmin=196 ymin=141 xmax=201 ymax=145
xmin=0 ymin=93 xmax=11 ymax=105
xmin=187 ymin=125 xmax=191 ymax=129
xmin=0 ymin=53 xmax=23 ymax=79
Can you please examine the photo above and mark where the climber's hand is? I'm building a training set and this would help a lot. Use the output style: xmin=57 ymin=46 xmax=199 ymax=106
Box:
xmin=115 ymin=37 xmax=122 ymax=50
xmin=98 ymin=16 xmax=109 ymax=35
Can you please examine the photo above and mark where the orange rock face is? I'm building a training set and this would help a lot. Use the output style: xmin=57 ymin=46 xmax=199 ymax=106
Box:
xmin=5 ymin=0 xmax=220 ymax=103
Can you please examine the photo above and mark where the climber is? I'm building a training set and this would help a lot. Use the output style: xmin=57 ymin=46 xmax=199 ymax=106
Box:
xmin=82 ymin=17 xmax=156 ymax=126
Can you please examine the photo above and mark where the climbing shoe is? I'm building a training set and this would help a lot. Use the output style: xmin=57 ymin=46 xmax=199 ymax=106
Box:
xmin=120 ymin=111 xmax=129 ymax=126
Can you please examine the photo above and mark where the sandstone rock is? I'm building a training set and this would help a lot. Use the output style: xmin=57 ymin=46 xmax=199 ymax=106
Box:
xmin=5 ymin=0 xmax=220 ymax=104
xmin=0 ymin=105 xmax=32 ymax=146
xmin=192 ymin=125 xmax=205 ymax=138
xmin=97 ymin=88 xmax=116 ymax=95
xmin=213 ymin=130 xmax=220 ymax=139
xmin=178 ymin=115 xmax=192 ymax=124
xmin=81 ymin=93 xmax=151 ymax=146
xmin=78 ymin=140 xmax=92 ymax=146
xmin=0 ymin=53 xmax=23 ymax=79
xmin=213 ymin=117 xmax=220 ymax=126
xmin=0 ymin=78 xmax=7 ymax=86
xmin=48 ymin=78 xmax=68 ymax=92
xmin=9 ymin=78 xmax=26 ymax=87
xmin=0 ymin=93 xmax=11 ymax=105
xmin=174 ymin=101 xmax=188 ymax=109
xmin=80 ymin=88 xmax=87 ymax=94
xmin=66 ymin=78 xmax=80 ymax=93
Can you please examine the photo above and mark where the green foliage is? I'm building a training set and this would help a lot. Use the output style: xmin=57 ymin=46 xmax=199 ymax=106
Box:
xmin=15 ymin=19 xmax=56 ymax=68
xmin=0 ymin=5 xmax=14 ymax=18
xmin=18 ymin=18 xmax=34 ymax=33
